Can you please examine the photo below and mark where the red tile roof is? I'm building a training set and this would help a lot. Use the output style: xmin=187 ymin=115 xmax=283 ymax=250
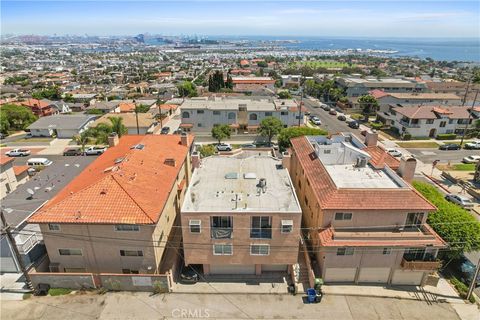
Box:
xmin=369 ymin=89 xmax=388 ymax=99
xmin=318 ymin=225 xmax=446 ymax=248
xmin=28 ymin=135 xmax=192 ymax=225
xmin=393 ymin=105 xmax=471 ymax=120
xmin=364 ymin=146 xmax=400 ymax=170
xmin=13 ymin=165 xmax=29 ymax=176
xmin=0 ymin=156 xmax=14 ymax=166
xmin=290 ymin=136 xmax=436 ymax=211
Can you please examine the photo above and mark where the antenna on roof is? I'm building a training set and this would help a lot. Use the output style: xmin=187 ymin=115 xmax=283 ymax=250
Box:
xmin=26 ymin=188 xmax=35 ymax=200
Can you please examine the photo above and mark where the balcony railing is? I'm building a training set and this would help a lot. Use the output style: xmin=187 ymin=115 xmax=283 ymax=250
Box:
xmin=400 ymin=120 xmax=421 ymax=128
xmin=16 ymin=232 xmax=41 ymax=254
xmin=401 ymin=258 xmax=441 ymax=271
xmin=211 ymin=227 xmax=233 ymax=239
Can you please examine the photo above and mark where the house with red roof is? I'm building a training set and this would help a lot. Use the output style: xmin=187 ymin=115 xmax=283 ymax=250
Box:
xmin=20 ymin=99 xmax=55 ymax=117
xmin=28 ymin=134 xmax=193 ymax=274
xmin=285 ymin=132 xmax=446 ymax=285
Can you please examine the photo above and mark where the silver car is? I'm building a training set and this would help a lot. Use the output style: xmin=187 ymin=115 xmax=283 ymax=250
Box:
xmin=445 ymin=194 xmax=475 ymax=210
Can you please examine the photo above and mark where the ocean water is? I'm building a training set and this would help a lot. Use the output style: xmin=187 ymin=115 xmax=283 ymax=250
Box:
xmin=214 ymin=36 xmax=480 ymax=62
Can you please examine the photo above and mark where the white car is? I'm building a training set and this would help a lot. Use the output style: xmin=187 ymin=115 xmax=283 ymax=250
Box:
xmin=311 ymin=117 xmax=322 ymax=126
xmin=5 ymin=148 xmax=31 ymax=157
xmin=387 ymin=148 xmax=402 ymax=158
xmin=445 ymin=194 xmax=475 ymax=210
xmin=85 ymin=146 xmax=107 ymax=155
xmin=464 ymin=141 xmax=480 ymax=150
xmin=216 ymin=143 xmax=232 ymax=152
xmin=462 ymin=155 xmax=480 ymax=164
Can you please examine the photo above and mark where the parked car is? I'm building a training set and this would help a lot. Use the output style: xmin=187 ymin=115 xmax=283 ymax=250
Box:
xmin=462 ymin=155 xmax=480 ymax=164
xmin=347 ymin=120 xmax=360 ymax=129
xmin=5 ymin=148 xmax=31 ymax=157
xmin=445 ymin=194 xmax=475 ymax=209
xmin=216 ymin=143 xmax=232 ymax=151
xmin=161 ymin=126 xmax=170 ymax=134
xmin=464 ymin=141 xmax=480 ymax=150
xmin=311 ymin=118 xmax=322 ymax=126
xmin=179 ymin=266 xmax=200 ymax=284
xmin=337 ymin=115 xmax=346 ymax=121
xmin=328 ymin=109 xmax=337 ymax=116
xmin=321 ymin=105 xmax=330 ymax=111
xmin=305 ymin=111 xmax=311 ymax=116
xmin=439 ymin=143 xmax=461 ymax=150
xmin=85 ymin=146 xmax=107 ymax=155
xmin=241 ymin=143 xmax=256 ymax=149
xmin=63 ymin=148 xmax=83 ymax=156
xmin=386 ymin=148 xmax=402 ymax=157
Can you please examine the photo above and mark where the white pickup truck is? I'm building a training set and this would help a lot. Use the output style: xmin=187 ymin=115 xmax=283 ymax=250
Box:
xmin=85 ymin=146 xmax=107 ymax=155
xmin=5 ymin=148 xmax=31 ymax=157
xmin=464 ymin=141 xmax=480 ymax=150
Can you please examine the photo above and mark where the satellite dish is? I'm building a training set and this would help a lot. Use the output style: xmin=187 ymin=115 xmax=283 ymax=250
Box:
xmin=27 ymin=188 xmax=35 ymax=195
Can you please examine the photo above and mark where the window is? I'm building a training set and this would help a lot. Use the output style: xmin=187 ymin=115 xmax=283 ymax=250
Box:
xmin=157 ymin=231 xmax=164 ymax=245
xmin=211 ymin=216 xmax=233 ymax=239
xmin=265 ymin=112 xmax=272 ymax=116
xmin=120 ymin=250 xmax=143 ymax=257
xmin=122 ymin=269 xmax=139 ymax=274
xmin=197 ymin=110 xmax=204 ymax=114
xmin=59 ymin=248 xmax=82 ymax=256
xmin=115 ymin=224 xmax=139 ymax=232
xmin=439 ymin=121 xmax=446 ymax=128
xmin=251 ymin=244 xmax=270 ymax=255
xmin=336 ymin=247 xmax=354 ymax=256
xmin=405 ymin=212 xmax=424 ymax=229
xmin=250 ymin=216 xmax=272 ymax=239
xmin=182 ymin=111 xmax=190 ymax=118
xmin=382 ymin=248 xmax=391 ymax=255
xmin=198 ymin=123 xmax=202 ymax=127
xmin=281 ymin=220 xmax=293 ymax=233
xmin=213 ymin=111 xmax=221 ymax=115
xmin=189 ymin=220 xmax=201 ymax=233
xmin=228 ymin=112 xmax=236 ymax=120
xmin=426 ymin=119 xmax=434 ymax=124
xmin=281 ymin=111 xmax=288 ymax=116
xmin=335 ymin=212 xmax=352 ymax=221
xmin=249 ymin=113 xmax=258 ymax=121
xmin=323 ymin=149 xmax=331 ymax=154
xmin=48 ymin=223 xmax=60 ymax=231
xmin=213 ymin=244 xmax=233 ymax=255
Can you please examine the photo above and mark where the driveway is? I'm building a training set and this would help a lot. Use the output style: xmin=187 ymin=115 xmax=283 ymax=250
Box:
xmin=1 ymin=292 xmax=470 ymax=320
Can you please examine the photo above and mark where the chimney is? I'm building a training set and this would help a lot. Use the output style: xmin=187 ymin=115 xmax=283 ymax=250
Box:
xmin=364 ymin=131 xmax=378 ymax=147
xmin=191 ymin=151 xmax=201 ymax=169
xmin=164 ymin=158 xmax=177 ymax=167
xmin=282 ymin=151 xmax=291 ymax=171
xmin=108 ymin=132 xmax=119 ymax=147
xmin=180 ymin=132 xmax=189 ymax=146
xmin=397 ymin=156 xmax=417 ymax=183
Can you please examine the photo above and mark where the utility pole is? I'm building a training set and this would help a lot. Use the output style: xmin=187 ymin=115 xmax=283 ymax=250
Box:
xmin=0 ymin=209 xmax=34 ymax=291
xmin=462 ymin=78 xmax=471 ymax=106
xmin=298 ymin=75 xmax=304 ymax=127
xmin=459 ymin=89 xmax=478 ymax=146
xmin=466 ymin=257 xmax=480 ymax=301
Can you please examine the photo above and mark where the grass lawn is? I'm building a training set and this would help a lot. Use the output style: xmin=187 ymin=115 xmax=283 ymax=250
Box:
xmin=397 ymin=141 xmax=440 ymax=148
xmin=451 ymin=163 xmax=476 ymax=171
xmin=15 ymin=137 xmax=54 ymax=143
xmin=48 ymin=288 xmax=72 ymax=296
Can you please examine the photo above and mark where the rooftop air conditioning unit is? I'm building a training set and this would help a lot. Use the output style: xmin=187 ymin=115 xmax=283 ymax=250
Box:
xmin=356 ymin=157 xmax=367 ymax=168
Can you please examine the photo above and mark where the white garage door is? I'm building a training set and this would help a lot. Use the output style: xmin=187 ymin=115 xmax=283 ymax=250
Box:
xmin=262 ymin=264 xmax=287 ymax=272
xmin=209 ymin=264 xmax=255 ymax=275
xmin=391 ymin=270 xmax=425 ymax=286
xmin=324 ymin=268 xmax=356 ymax=283
xmin=358 ymin=268 xmax=391 ymax=283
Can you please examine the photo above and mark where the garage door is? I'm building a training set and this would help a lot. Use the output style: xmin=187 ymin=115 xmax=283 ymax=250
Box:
xmin=209 ymin=264 xmax=255 ymax=275
xmin=324 ymin=268 xmax=356 ymax=283
xmin=358 ymin=268 xmax=391 ymax=283
xmin=262 ymin=264 xmax=287 ymax=272
xmin=391 ymin=270 xmax=425 ymax=285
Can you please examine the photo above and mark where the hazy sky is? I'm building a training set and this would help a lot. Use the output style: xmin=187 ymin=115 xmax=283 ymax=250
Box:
xmin=1 ymin=1 xmax=479 ymax=38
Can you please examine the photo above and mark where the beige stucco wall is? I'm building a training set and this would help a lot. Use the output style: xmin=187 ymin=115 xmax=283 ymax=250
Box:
xmin=1 ymin=162 xmax=19 ymax=199
xmin=181 ymin=211 xmax=301 ymax=267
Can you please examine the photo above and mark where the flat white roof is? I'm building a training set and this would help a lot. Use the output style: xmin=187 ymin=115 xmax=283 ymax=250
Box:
xmin=182 ymin=154 xmax=301 ymax=213
xmin=324 ymin=164 xmax=400 ymax=189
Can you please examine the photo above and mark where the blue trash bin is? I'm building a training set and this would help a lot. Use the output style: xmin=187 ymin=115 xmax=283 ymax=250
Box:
xmin=307 ymin=288 xmax=317 ymax=303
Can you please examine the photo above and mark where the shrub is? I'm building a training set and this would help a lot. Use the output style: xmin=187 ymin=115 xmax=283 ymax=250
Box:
xmin=350 ymin=113 xmax=363 ymax=120
xmin=278 ymin=127 xmax=328 ymax=151
xmin=48 ymin=288 xmax=72 ymax=296
xmin=369 ymin=122 xmax=383 ymax=130
xmin=198 ymin=144 xmax=216 ymax=157
xmin=436 ymin=133 xmax=457 ymax=140
xmin=402 ymin=133 xmax=412 ymax=141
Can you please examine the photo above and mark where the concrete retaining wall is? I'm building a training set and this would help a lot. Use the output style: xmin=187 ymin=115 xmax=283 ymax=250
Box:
xmin=99 ymin=274 xmax=169 ymax=292
xmin=30 ymin=273 xmax=95 ymax=289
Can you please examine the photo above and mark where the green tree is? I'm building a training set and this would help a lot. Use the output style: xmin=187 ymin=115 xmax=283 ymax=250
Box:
xmin=278 ymin=91 xmax=292 ymax=99
xmin=225 ymin=74 xmax=233 ymax=90
xmin=369 ymin=67 xmax=387 ymax=78
xmin=63 ymin=93 xmax=75 ymax=103
xmin=259 ymin=117 xmax=283 ymax=145
xmin=357 ymin=94 xmax=379 ymax=121
xmin=211 ymin=124 xmax=231 ymax=143
xmin=134 ymin=104 xmax=150 ymax=113
xmin=257 ymin=61 xmax=268 ymax=68
xmin=108 ymin=116 xmax=127 ymax=137
xmin=208 ymin=70 xmax=225 ymax=92
xmin=74 ymin=131 xmax=91 ymax=154
xmin=0 ymin=104 xmax=37 ymax=131
xmin=278 ymin=127 xmax=328 ymax=151
xmin=85 ymin=108 xmax=103 ymax=115
xmin=32 ymin=86 xmax=62 ymax=100
xmin=177 ymin=81 xmax=197 ymax=97
xmin=412 ymin=181 xmax=480 ymax=258
xmin=0 ymin=113 xmax=10 ymax=134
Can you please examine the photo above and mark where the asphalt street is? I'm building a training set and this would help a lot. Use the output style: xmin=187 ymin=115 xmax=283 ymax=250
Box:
xmin=408 ymin=148 xmax=477 ymax=164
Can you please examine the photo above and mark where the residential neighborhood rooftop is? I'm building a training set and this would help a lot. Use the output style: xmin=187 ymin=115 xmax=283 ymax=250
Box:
xmin=27 ymin=114 xmax=97 ymax=130
xmin=181 ymin=97 xmax=297 ymax=111
xmin=182 ymin=153 xmax=301 ymax=213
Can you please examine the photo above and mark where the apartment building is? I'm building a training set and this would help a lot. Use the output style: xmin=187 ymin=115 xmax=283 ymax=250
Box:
xmin=377 ymin=105 xmax=475 ymax=138
xmin=0 ymin=157 xmax=29 ymax=199
xmin=180 ymin=97 xmax=304 ymax=134
xmin=286 ymin=133 xmax=446 ymax=285
xmin=376 ymin=92 xmax=462 ymax=112
xmin=336 ymin=77 xmax=428 ymax=98
xmin=181 ymin=153 xmax=301 ymax=275
xmin=231 ymin=76 xmax=275 ymax=93
xmin=28 ymin=134 xmax=193 ymax=274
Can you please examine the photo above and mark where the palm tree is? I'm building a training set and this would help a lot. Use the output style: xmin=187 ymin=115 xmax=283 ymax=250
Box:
xmin=75 ymin=131 xmax=90 ymax=154
xmin=108 ymin=116 xmax=127 ymax=137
